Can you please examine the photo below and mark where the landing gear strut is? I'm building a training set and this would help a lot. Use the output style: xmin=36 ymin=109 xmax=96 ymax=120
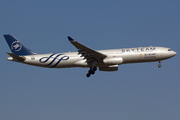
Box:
xmin=158 ymin=61 xmax=162 ymax=68
xmin=86 ymin=67 xmax=97 ymax=77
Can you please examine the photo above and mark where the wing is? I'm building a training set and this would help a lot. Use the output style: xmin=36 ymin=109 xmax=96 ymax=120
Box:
xmin=68 ymin=36 xmax=106 ymax=62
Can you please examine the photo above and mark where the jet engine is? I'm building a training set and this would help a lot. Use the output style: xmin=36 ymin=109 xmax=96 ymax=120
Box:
xmin=103 ymin=57 xmax=123 ymax=65
xmin=99 ymin=65 xmax=118 ymax=71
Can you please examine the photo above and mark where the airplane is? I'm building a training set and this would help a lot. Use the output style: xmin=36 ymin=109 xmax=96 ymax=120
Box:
xmin=4 ymin=34 xmax=177 ymax=77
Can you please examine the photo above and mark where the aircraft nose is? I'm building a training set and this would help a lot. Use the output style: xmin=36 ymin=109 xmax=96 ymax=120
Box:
xmin=164 ymin=50 xmax=177 ymax=58
xmin=173 ymin=51 xmax=177 ymax=56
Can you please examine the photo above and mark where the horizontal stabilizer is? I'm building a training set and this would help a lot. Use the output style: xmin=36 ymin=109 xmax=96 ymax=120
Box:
xmin=7 ymin=52 xmax=26 ymax=61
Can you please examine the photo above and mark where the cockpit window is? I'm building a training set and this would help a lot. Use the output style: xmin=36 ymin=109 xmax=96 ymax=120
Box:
xmin=168 ymin=49 xmax=172 ymax=51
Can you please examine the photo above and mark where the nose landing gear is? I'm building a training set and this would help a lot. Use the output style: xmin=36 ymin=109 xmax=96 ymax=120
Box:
xmin=158 ymin=61 xmax=162 ymax=68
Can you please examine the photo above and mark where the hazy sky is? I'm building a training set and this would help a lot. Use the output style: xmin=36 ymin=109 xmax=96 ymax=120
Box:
xmin=0 ymin=0 xmax=179 ymax=120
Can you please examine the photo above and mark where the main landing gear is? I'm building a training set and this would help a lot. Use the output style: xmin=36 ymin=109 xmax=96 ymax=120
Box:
xmin=86 ymin=67 xmax=97 ymax=77
xmin=158 ymin=61 xmax=162 ymax=68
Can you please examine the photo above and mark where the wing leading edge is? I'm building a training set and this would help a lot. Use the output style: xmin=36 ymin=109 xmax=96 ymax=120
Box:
xmin=68 ymin=36 xmax=106 ymax=62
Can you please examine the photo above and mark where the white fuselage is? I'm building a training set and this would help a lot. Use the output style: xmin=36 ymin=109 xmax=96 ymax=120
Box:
xmin=7 ymin=46 xmax=177 ymax=68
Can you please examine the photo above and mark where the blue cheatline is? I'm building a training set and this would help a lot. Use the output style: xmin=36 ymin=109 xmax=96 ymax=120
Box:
xmin=39 ymin=53 xmax=69 ymax=67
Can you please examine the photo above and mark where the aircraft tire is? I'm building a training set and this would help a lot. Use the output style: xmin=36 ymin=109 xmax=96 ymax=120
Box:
xmin=158 ymin=64 xmax=162 ymax=68
xmin=93 ymin=67 xmax=97 ymax=71
xmin=86 ymin=73 xmax=91 ymax=77
xmin=91 ymin=71 xmax=95 ymax=75
xmin=89 ymin=70 xmax=94 ymax=74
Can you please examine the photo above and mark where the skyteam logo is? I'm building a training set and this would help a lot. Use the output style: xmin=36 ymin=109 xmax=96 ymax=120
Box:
xmin=11 ymin=41 xmax=22 ymax=51
xmin=39 ymin=53 xmax=69 ymax=67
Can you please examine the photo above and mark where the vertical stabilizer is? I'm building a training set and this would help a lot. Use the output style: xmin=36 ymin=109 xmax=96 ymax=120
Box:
xmin=3 ymin=34 xmax=37 ymax=56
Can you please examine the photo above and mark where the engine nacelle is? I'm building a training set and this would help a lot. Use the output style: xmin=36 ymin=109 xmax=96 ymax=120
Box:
xmin=99 ymin=65 xmax=118 ymax=71
xmin=103 ymin=57 xmax=123 ymax=65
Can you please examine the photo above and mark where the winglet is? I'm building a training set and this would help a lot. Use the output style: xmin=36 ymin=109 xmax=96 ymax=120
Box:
xmin=68 ymin=36 xmax=74 ymax=41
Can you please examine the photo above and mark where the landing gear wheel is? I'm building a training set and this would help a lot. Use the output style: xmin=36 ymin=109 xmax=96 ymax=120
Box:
xmin=158 ymin=61 xmax=162 ymax=68
xmin=86 ymin=73 xmax=90 ymax=77
xmin=91 ymin=71 xmax=95 ymax=75
xmin=93 ymin=67 xmax=97 ymax=71
xmin=158 ymin=64 xmax=162 ymax=68
xmin=86 ymin=67 xmax=97 ymax=77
